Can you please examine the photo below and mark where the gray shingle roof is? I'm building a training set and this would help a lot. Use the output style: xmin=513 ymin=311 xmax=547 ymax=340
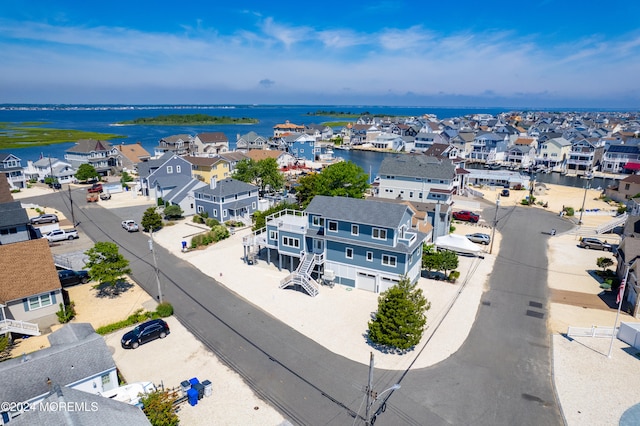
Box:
xmin=378 ymin=155 xmax=456 ymax=179
xmin=194 ymin=178 xmax=258 ymax=197
xmin=306 ymin=195 xmax=411 ymax=228
xmin=0 ymin=323 xmax=115 ymax=404
xmin=0 ymin=200 xmax=29 ymax=227
xmin=10 ymin=384 xmax=151 ymax=426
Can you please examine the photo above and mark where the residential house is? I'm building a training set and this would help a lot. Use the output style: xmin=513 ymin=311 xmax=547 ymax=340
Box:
xmin=601 ymin=141 xmax=640 ymax=174
xmin=194 ymin=132 xmax=230 ymax=155
xmin=193 ymin=178 xmax=259 ymax=224
xmin=305 ymin=124 xmax=334 ymax=141
xmin=448 ymin=131 xmax=475 ymax=157
xmin=219 ymin=151 xmax=250 ymax=173
xmin=65 ymin=139 xmax=122 ymax=176
xmin=137 ymin=153 xmax=192 ymax=198
xmin=273 ymin=121 xmax=305 ymax=138
xmin=413 ymin=132 xmax=446 ymax=152
xmin=470 ymin=132 xmax=509 ymax=162
xmin=24 ymin=157 xmax=74 ymax=183
xmin=245 ymin=196 xmax=427 ymax=296
xmin=0 ymin=238 xmax=62 ymax=333
xmin=371 ymin=133 xmax=405 ymax=151
xmin=246 ymin=149 xmax=296 ymax=169
xmin=116 ymin=143 xmax=151 ymax=171
xmin=566 ymin=139 xmax=603 ymax=175
xmin=161 ymin=178 xmax=208 ymax=217
xmin=281 ymin=133 xmax=324 ymax=162
xmin=505 ymin=145 xmax=535 ymax=168
xmin=538 ymin=137 xmax=571 ymax=170
xmin=615 ymin=230 xmax=640 ymax=318
xmin=376 ymin=155 xmax=455 ymax=240
xmin=154 ymin=134 xmax=195 ymax=157
xmin=604 ymin=175 xmax=640 ymax=203
xmin=184 ymin=155 xmax=231 ymax=183
xmin=0 ymin=153 xmax=27 ymax=189
xmin=0 ymin=323 xmax=125 ymax=424
xmin=8 ymin=384 xmax=151 ymax=426
xmin=0 ymin=201 xmax=35 ymax=245
xmin=236 ymin=131 xmax=269 ymax=151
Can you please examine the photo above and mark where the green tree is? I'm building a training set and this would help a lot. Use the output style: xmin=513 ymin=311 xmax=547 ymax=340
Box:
xmin=439 ymin=250 xmax=459 ymax=276
xmin=140 ymin=389 xmax=179 ymax=426
xmin=252 ymin=201 xmax=300 ymax=231
xmin=233 ymin=159 xmax=259 ymax=184
xmin=295 ymin=161 xmax=369 ymax=207
xmin=84 ymin=242 xmax=132 ymax=289
xmin=422 ymin=245 xmax=442 ymax=277
xmin=75 ymin=163 xmax=99 ymax=182
xmin=256 ymin=157 xmax=284 ymax=193
xmin=120 ymin=171 xmax=134 ymax=185
xmin=367 ymin=276 xmax=431 ymax=351
xmin=597 ymin=257 xmax=614 ymax=272
xmin=141 ymin=207 xmax=163 ymax=231
xmin=163 ymin=205 xmax=183 ymax=220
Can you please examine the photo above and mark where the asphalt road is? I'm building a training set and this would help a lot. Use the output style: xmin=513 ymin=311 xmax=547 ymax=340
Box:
xmin=33 ymin=189 xmax=567 ymax=425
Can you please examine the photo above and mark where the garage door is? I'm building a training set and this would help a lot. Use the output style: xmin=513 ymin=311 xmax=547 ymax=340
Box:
xmin=357 ymin=273 xmax=376 ymax=292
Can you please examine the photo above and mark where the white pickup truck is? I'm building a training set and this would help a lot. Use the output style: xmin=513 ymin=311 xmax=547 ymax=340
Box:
xmin=45 ymin=229 xmax=79 ymax=242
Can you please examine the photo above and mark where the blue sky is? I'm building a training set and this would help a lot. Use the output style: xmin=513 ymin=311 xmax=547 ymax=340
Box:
xmin=1 ymin=1 xmax=639 ymax=108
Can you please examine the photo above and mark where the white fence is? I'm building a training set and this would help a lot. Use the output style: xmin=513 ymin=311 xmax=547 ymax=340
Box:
xmin=567 ymin=326 xmax=617 ymax=338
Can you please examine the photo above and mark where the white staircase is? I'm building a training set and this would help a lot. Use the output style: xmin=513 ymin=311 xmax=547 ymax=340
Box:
xmin=279 ymin=252 xmax=322 ymax=297
xmin=596 ymin=213 xmax=627 ymax=234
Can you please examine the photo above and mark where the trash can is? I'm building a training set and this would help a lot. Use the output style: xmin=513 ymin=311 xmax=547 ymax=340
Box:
xmin=187 ymin=388 xmax=198 ymax=406
xmin=180 ymin=380 xmax=191 ymax=396
xmin=202 ymin=380 xmax=212 ymax=397
xmin=193 ymin=383 xmax=204 ymax=400
xmin=189 ymin=377 xmax=199 ymax=386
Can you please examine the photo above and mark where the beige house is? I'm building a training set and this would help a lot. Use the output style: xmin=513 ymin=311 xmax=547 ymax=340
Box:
xmin=538 ymin=137 xmax=571 ymax=169
xmin=116 ymin=142 xmax=151 ymax=171
xmin=605 ymin=175 xmax=640 ymax=203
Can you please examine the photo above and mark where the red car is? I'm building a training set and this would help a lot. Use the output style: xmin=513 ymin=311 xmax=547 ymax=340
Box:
xmin=453 ymin=210 xmax=480 ymax=223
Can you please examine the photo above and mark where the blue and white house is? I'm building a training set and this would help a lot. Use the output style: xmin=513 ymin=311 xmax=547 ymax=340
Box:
xmin=137 ymin=153 xmax=192 ymax=198
xmin=194 ymin=178 xmax=259 ymax=224
xmin=0 ymin=153 xmax=26 ymax=189
xmin=243 ymin=196 xmax=428 ymax=296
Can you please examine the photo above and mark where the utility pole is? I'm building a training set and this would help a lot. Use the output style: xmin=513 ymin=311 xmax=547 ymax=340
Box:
xmin=67 ymin=185 xmax=77 ymax=226
xmin=489 ymin=197 xmax=500 ymax=254
xmin=578 ymin=179 xmax=590 ymax=225
xmin=365 ymin=352 xmax=374 ymax=425
xmin=149 ymin=229 xmax=163 ymax=303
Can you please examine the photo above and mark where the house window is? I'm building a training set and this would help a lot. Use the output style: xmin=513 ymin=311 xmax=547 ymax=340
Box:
xmin=346 ymin=247 xmax=354 ymax=259
xmin=312 ymin=216 xmax=324 ymax=227
xmin=366 ymin=251 xmax=373 ymax=262
xmin=282 ymin=237 xmax=300 ymax=248
xmin=176 ymin=165 xmax=181 ymax=173
xmin=213 ymin=210 xmax=218 ymax=217
xmin=101 ymin=374 xmax=111 ymax=386
xmin=197 ymin=206 xmax=204 ymax=213
xmin=28 ymin=293 xmax=52 ymax=310
xmin=382 ymin=255 xmax=396 ymax=267
xmin=269 ymin=230 xmax=278 ymax=240
xmin=372 ymin=228 xmax=387 ymax=240
xmin=328 ymin=220 xmax=338 ymax=232
xmin=223 ymin=210 xmax=227 ymax=218
xmin=252 ymin=202 xmax=256 ymax=209
xmin=167 ymin=166 xmax=173 ymax=174
xmin=351 ymin=225 xmax=359 ymax=236
xmin=625 ymin=183 xmax=630 ymax=190
xmin=409 ymin=192 xmax=413 ymax=198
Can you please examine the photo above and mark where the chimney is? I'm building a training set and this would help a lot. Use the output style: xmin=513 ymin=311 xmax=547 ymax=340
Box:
xmin=210 ymin=177 xmax=217 ymax=189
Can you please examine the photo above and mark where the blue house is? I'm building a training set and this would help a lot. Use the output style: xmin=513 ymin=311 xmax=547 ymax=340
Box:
xmin=137 ymin=153 xmax=192 ymax=198
xmin=243 ymin=196 xmax=428 ymax=296
xmin=193 ymin=178 xmax=259 ymax=224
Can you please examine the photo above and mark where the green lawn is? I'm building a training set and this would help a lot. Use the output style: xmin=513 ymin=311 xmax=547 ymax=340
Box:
xmin=0 ymin=122 xmax=125 ymax=149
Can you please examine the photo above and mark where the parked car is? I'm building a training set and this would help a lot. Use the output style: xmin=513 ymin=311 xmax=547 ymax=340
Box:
xmin=87 ymin=183 xmax=103 ymax=193
xmin=45 ymin=228 xmax=79 ymax=242
xmin=452 ymin=210 xmax=480 ymax=223
xmin=30 ymin=213 xmax=59 ymax=224
xmin=466 ymin=233 xmax=491 ymax=245
xmin=100 ymin=192 xmax=111 ymax=200
xmin=86 ymin=192 xmax=99 ymax=202
xmin=57 ymin=269 xmax=89 ymax=287
xmin=579 ymin=237 xmax=612 ymax=251
xmin=121 ymin=319 xmax=170 ymax=349
xmin=501 ymin=188 xmax=510 ymax=197
xmin=122 ymin=220 xmax=139 ymax=232
xmin=50 ymin=181 xmax=62 ymax=190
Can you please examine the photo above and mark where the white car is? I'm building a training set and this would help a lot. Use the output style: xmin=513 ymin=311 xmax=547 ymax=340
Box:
xmin=121 ymin=220 xmax=139 ymax=232
xmin=466 ymin=233 xmax=491 ymax=245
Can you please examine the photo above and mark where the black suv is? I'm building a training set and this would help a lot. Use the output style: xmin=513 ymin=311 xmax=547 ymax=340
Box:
xmin=57 ymin=270 xmax=89 ymax=287
xmin=121 ymin=319 xmax=170 ymax=349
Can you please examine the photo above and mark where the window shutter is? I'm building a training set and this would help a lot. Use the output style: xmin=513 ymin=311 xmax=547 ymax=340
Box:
xmin=23 ymin=298 xmax=29 ymax=312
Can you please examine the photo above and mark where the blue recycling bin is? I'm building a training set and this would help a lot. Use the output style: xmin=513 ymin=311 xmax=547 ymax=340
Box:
xmin=189 ymin=377 xmax=199 ymax=386
xmin=187 ymin=388 xmax=198 ymax=406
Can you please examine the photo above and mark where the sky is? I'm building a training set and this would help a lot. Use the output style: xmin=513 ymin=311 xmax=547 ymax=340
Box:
xmin=1 ymin=1 xmax=639 ymax=108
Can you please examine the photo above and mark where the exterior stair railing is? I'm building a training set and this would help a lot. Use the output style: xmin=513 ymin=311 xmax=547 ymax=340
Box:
xmin=279 ymin=252 xmax=323 ymax=297
xmin=0 ymin=319 xmax=40 ymax=336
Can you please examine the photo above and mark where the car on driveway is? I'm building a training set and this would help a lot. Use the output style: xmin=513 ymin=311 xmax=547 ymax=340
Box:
xmin=30 ymin=213 xmax=59 ymax=224
xmin=122 ymin=220 xmax=139 ymax=232
xmin=121 ymin=319 xmax=170 ymax=349
xmin=466 ymin=233 xmax=491 ymax=245
xmin=45 ymin=228 xmax=79 ymax=242
xmin=453 ymin=210 xmax=480 ymax=223
xmin=100 ymin=192 xmax=111 ymax=200
xmin=87 ymin=183 xmax=103 ymax=193
xmin=579 ymin=237 xmax=612 ymax=251
xmin=58 ymin=269 xmax=90 ymax=287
